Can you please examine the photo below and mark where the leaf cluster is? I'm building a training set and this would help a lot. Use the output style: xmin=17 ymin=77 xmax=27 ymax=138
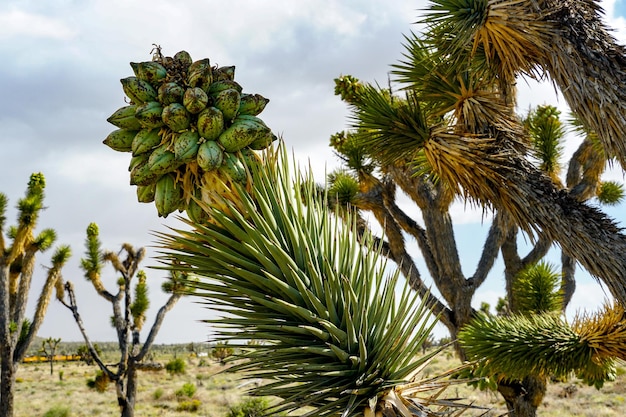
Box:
xmin=157 ymin=145 xmax=444 ymax=417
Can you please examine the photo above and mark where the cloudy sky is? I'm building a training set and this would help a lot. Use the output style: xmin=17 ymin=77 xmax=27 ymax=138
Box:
xmin=1 ymin=0 xmax=625 ymax=345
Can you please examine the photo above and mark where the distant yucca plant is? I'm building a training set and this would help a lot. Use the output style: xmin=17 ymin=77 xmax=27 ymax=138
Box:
xmin=157 ymin=143 xmax=475 ymax=417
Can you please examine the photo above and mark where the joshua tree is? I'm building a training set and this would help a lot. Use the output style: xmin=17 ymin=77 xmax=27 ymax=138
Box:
xmin=329 ymin=1 xmax=626 ymax=313
xmin=210 ymin=342 xmax=234 ymax=366
xmin=40 ymin=337 xmax=61 ymax=376
xmin=0 ymin=173 xmax=71 ymax=417
xmin=56 ymin=222 xmax=193 ymax=417
xmin=326 ymin=23 xmax=623 ymax=416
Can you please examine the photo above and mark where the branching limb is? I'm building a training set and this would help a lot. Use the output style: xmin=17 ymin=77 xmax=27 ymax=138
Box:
xmin=136 ymin=293 xmax=181 ymax=361
xmin=60 ymin=281 xmax=117 ymax=381
xmin=471 ymin=211 xmax=509 ymax=288
xmin=355 ymin=184 xmax=453 ymax=328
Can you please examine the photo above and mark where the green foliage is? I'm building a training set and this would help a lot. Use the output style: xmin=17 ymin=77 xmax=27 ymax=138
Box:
xmin=211 ymin=343 xmax=234 ymax=365
xmin=17 ymin=172 xmax=46 ymax=226
xmin=524 ymin=105 xmax=565 ymax=176
xmin=226 ymin=397 xmax=271 ymax=417
xmin=12 ymin=318 xmax=31 ymax=344
xmin=51 ymin=244 xmax=71 ymax=264
xmin=81 ymin=222 xmax=102 ymax=277
xmin=327 ymin=170 xmax=360 ymax=207
xmin=0 ymin=192 xmax=7 ymax=230
xmin=329 ymin=130 xmax=376 ymax=174
xmin=130 ymin=270 xmax=149 ymax=330
xmin=86 ymin=370 xmax=110 ymax=393
xmin=165 ymin=357 xmax=186 ymax=375
xmin=512 ymin=261 xmax=563 ymax=314
xmin=479 ymin=301 xmax=490 ymax=314
xmin=333 ymin=75 xmax=365 ymax=105
xmin=158 ymin=146 xmax=450 ymax=417
xmin=34 ymin=228 xmax=57 ymax=252
xmin=176 ymin=399 xmax=201 ymax=412
xmin=458 ymin=312 xmax=615 ymax=383
xmin=495 ymin=297 xmax=509 ymax=316
xmin=162 ymin=269 xmax=196 ymax=295
xmin=42 ymin=405 xmax=71 ymax=417
xmin=76 ymin=344 xmax=101 ymax=365
xmin=597 ymin=181 xmax=625 ymax=205
xmin=349 ymin=85 xmax=428 ymax=166
xmin=152 ymin=387 xmax=164 ymax=400
xmin=175 ymin=382 xmax=197 ymax=398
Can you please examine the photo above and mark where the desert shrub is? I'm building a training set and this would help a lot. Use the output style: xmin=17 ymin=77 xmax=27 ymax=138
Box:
xmin=211 ymin=342 xmax=234 ymax=365
xmin=86 ymin=370 xmax=110 ymax=392
xmin=176 ymin=399 xmax=201 ymax=412
xmin=165 ymin=357 xmax=186 ymax=375
xmin=43 ymin=405 xmax=71 ymax=417
xmin=227 ymin=397 xmax=271 ymax=417
xmin=176 ymin=382 xmax=197 ymax=398
xmin=153 ymin=387 xmax=164 ymax=400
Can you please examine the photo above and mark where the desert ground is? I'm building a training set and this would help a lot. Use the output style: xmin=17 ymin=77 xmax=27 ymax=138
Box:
xmin=12 ymin=345 xmax=626 ymax=417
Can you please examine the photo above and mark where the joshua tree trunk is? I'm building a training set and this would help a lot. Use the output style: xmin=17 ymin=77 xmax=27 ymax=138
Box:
xmin=119 ymin=364 xmax=138 ymax=417
xmin=0 ymin=345 xmax=16 ymax=417
xmin=497 ymin=375 xmax=547 ymax=417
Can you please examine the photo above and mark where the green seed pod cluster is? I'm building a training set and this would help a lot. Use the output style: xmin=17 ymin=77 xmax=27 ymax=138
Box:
xmin=103 ymin=47 xmax=277 ymax=221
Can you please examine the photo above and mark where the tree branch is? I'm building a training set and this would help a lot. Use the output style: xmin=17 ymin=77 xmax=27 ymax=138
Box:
xmin=136 ymin=293 xmax=181 ymax=361
xmin=59 ymin=281 xmax=117 ymax=381
xmin=471 ymin=211 xmax=509 ymax=287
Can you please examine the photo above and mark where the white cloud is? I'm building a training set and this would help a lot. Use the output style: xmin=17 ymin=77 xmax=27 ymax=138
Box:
xmin=47 ymin=150 xmax=129 ymax=188
xmin=0 ymin=9 xmax=76 ymax=40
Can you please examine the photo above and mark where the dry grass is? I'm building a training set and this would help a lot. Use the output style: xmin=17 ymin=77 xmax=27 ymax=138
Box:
xmin=13 ymin=356 xmax=244 ymax=417
xmin=12 ymin=348 xmax=626 ymax=416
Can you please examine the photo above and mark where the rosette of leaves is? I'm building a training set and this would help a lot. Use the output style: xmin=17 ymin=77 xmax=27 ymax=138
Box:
xmin=156 ymin=144 xmax=476 ymax=417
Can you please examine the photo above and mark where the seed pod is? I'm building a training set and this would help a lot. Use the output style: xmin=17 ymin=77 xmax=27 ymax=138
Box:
xmin=132 ymin=127 xmax=162 ymax=156
xmin=148 ymin=145 xmax=182 ymax=176
xmin=154 ymin=173 xmax=183 ymax=217
xmin=197 ymin=107 xmax=224 ymax=141
xmin=129 ymin=153 xmax=150 ymax=172
xmin=121 ymin=76 xmax=157 ymax=104
xmin=218 ymin=152 xmax=247 ymax=183
xmin=136 ymin=183 xmax=156 ymax=203
xmin=135 ymin=101 xmax=164 ymax=129
xmin=131 ymin=61 xmax=167 ymax=84
xmin=186 ymin=197 xmax=210 ymax=224
xmin=162 ymin=102 xmax=191 ymax=132
xmin=174 ymin=50 xmax=193 ymax=68
xmin=103 ymin=129 xmax=138 ymax=152
xmin=213 ymin=88 xmax=241 ymax=121
xmin=187 ymin=58 xmax=213 ymax=90
xmin=183 ymin=87 xmax=209 ymax=114
xmin=197 ymin=140 xmax=224 ymax=171
xmin=217 ymin=116 xmax=271 ymax=152
xmin=158 ymin=82 xmax=185 ymax=105
xmin=214 ymin=65 xmax=235 ymax=81
xmin=130 ymin=160 xmax=160 ymax=186
xmin=107 ymin=105 xmax=142 ymax=130
xmin=248 ymin=132 xmax=277 ymax=150
xmin=208 ymin=80 xmax=243 ymax=95
xmin=174 ymin=131 xmax=200 ymax=163
xmin=238 ymin=93 xmax=269 ymax=116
